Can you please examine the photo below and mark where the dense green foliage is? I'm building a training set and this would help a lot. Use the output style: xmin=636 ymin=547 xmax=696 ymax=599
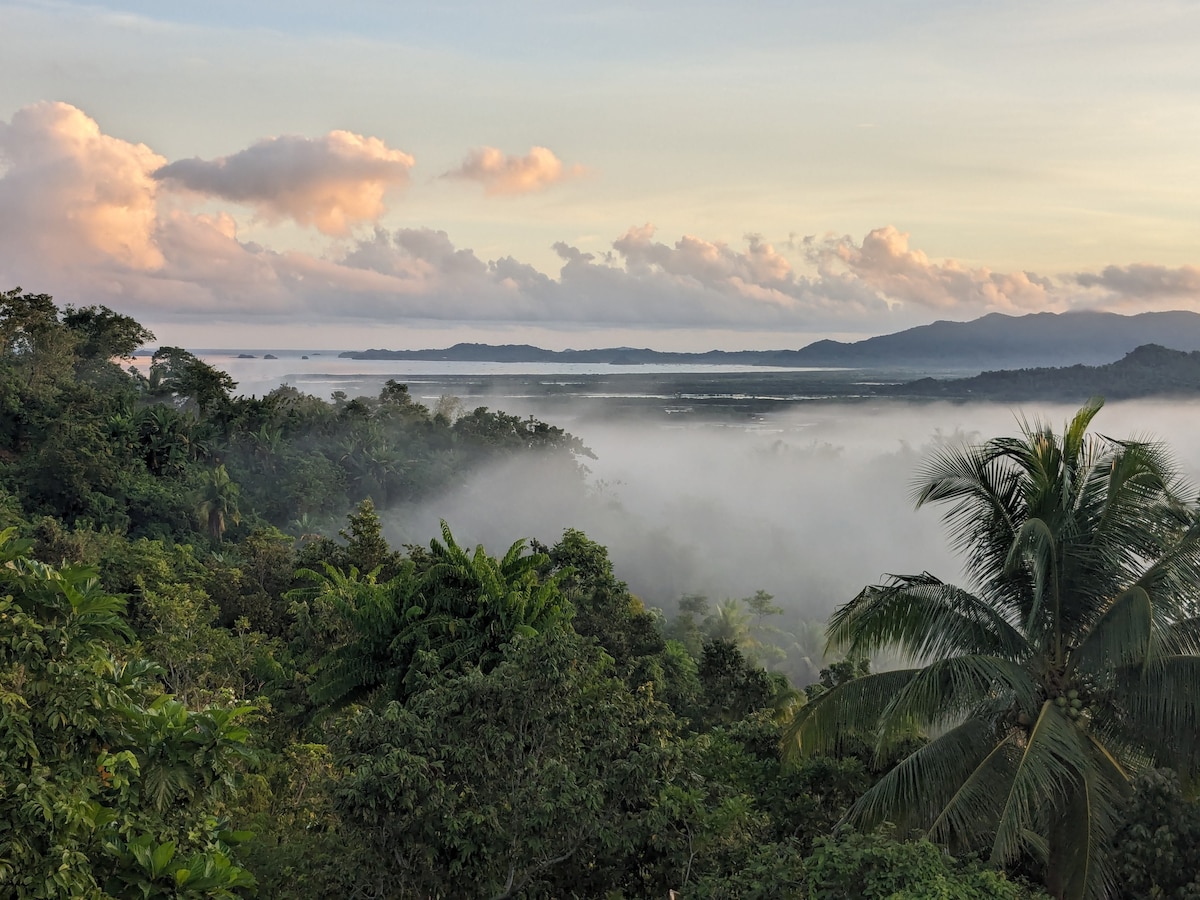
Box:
xmin=0 ymin=531 xmax=255 ymax=898
xmin=2 ymin=288 xmax=1197 ymax=899
xmin=885 ymin=344 xmax=1200 ymax=402
xmin=1110 ymin=770 xmax=1200 ymax=899
xmin=0 ymin=287 xmax=592 ymax=542
xmin=332 ymin=627 xmax=679 ymax=898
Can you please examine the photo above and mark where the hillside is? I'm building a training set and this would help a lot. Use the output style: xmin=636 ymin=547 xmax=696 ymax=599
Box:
xmin=880 ymin=344 xmax=1200 ymax=401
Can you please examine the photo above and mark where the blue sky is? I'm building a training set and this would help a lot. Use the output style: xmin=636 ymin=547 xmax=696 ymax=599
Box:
xmin=1 ymin=0 xmax=1198 ymax=349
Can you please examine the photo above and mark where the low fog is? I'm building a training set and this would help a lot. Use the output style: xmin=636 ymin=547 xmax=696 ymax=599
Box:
xmin=382 ymin=400 xmax=1200 ymax=622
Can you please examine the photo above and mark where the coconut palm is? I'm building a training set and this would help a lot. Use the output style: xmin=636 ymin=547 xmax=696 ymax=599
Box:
xmin=195 ymin=464 xmax=241 ymax=542
xmin=784 ymin=400 xmax=1200 ymax=900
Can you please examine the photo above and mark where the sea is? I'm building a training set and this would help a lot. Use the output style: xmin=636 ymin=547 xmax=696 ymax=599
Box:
xmin=129 ymin=349 xmax=918 ymax=430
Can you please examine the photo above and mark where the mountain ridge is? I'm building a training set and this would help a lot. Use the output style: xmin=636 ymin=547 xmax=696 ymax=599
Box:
xmin=340 ymin=310 xmax=1200 ymax=371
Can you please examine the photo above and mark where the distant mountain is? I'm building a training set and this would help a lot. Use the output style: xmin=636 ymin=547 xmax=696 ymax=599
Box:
xmin=341 ymin=310 xmax=1200 ymax=371
xmin=791 ymin=311 xmax=1200 ymax=369
xmin=339 ymin=342 xmax=781 ymax=366
xmin=879 ymin=344 xmax=1200 ymax=402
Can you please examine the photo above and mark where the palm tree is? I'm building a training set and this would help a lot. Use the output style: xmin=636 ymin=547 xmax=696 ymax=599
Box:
xmin=136 ymin=404 xmax=194 ymax=475
xmin=784 ymin=400 xmax=1200 ymax=900
xmin=706 ymin=598 xmax=754 ymax=647
xmin=419 ymin=520 xmax=570 ymax=655
xmin=195 ymin=464 xmax=241 ymax=542
xmin=305 ymin=522 xmax=571 ymax=710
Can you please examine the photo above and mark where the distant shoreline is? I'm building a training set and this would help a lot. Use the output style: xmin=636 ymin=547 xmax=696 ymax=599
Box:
xmin=134 ymin=308 xmax=1200 ymax=374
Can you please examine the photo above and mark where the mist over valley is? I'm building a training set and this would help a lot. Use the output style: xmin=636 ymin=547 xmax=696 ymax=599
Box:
xmin=385 ymin=398 xmax=1200 ymax=624
xmin=201 ymin=351 xmax=1200 ymax=626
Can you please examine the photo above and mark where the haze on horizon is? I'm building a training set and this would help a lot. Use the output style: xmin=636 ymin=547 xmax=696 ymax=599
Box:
xmin=2 ymin=0 xmax=1199 ymax=351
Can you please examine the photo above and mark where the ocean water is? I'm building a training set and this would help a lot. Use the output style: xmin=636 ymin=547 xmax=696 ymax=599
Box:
xmin=130 ymin=350 xmax=876 ymax=424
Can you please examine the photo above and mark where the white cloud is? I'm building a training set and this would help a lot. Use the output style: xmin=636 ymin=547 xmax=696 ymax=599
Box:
xmin=154 ymin=131 xmax=414 ymax=235
xmin=443 ymin=146 xmax=584 ymax=196
xmin=1075 ymin=264 xmax=1200 ymax=301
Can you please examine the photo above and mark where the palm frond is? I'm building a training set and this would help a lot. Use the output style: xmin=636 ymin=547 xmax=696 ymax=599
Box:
xmin=877 ymin=654 xmax=1039 ymax=739
xmin=1070 ymin=585 xmax=1152 ymax=677
xmin=1049 ymin=734 xmax=1131 ymax=900
xmin=827 ymin=574 xmax=1028 ymax=661
xmin=990 ymin=702 xmax=1091 ymax=867
xmin=926 ymin=729 xmax=1021 ymax=850
xmin=1159 ymin=615 xmax=1200 ymax=655
xmin=846 ymin=715 xmax=1012 ymax=842
xmin=1062 ymin=398 xmax=1105 ymax=463
xmin=1004 ymin=515 xmax=1059 ymax=637
xmin=782 ymin=669 xmax=918 ymax=760
xmin=1115 ymin=655 xmax=1200 ymax=778
xmin=912 ymin=440 xmax=1031 ymax=619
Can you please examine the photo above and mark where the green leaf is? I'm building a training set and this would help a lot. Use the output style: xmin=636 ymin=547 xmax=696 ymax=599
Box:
xmin=149 ymin=841 xmax=176 ymax=877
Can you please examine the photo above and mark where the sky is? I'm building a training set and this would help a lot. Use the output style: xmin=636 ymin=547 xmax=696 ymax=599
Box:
xmin=2 ymin=0 xmax=1200 ymax=350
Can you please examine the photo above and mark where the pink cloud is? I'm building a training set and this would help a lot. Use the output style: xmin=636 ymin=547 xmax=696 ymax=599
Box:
xmin=154 ymin=131 xmax=414 ymax=235
xmin=5 ymin=101 xmax=1200 ymax=337
xmin=810 ymin=226 xmax=1052 ymax=312
xmin=0 ymin=101 xmax=165 ymax=270
xmin=611 ymin=226 xmax=800 ymax=304
xmin=443 ymin=146 xmax=584 ymax=196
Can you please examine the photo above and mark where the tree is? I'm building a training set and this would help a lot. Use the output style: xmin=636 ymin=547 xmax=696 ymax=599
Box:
xmin=707 ymin=598 xmax=754 ymax=647
xmin=137 ymin=404 xmax=195 ymax=476
xmin=61 ymin=304 xmax=154 ymax=362
xmin=0 ymin=287 xmax=59 ymax=357
xmin=0 ymin=287 xmax=77 ymax=400
xmin=541 ymin=528 xmax=667 ymax=682
xmin=197 ymin=465 xmax=242 ymax=542
xmin=671 ymin=593 xmax=712 ymax=656
xmin=302 ymin=522 xmax=571 ymax=711
xmin=1109 ymin=769 xmax=1200 ymax=899
xmin=0 ymin=530 xmax=256 ymax=898
xmin=150 ymin=347 xmax=236 ymax=413
xmin=801 ymin=829 xmax=1047 ymax=900
xmin=331 ymin=627 xmax=680 ymax=899
xmin=785 ymin=401 xmax=1200 ymax=900
xmin=693 ymin=639 xmax=786 ymax=728
xmin=337 ymin=498 xmax=401 ymax=578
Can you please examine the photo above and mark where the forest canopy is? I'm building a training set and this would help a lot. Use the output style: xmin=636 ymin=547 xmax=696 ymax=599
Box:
xmin=1 ymin=287 xmax=1197 ymax=899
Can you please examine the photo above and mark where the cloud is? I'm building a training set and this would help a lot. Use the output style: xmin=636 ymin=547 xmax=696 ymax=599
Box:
xmin=5 ymin=100 xmax=1200 ymax=341
xmin=611 ymin=226 xmax=803 ymax=300
xmin=154 ymin=131 xmax=414 ymax=235
xmin=0 ymin=101 xmax=165 ymax=270
xmin=808 ymin=226 xmax=1053 ymax=313
xmin=443 ymin=145 xmax=583 ymax=196
xmin=1075 ymin=264 xmax=1200 ymax=300
xmin=533 ymin=225 xmax=888 ymax=326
